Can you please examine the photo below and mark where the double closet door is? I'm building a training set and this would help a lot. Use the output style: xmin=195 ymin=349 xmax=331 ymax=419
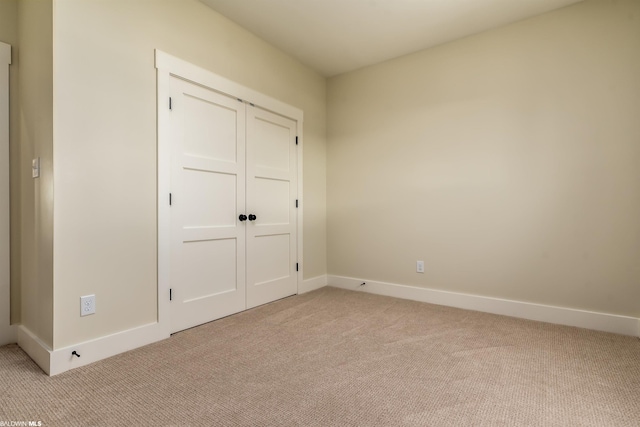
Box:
xmin=169 ymin=77 xmax=298 ymax=334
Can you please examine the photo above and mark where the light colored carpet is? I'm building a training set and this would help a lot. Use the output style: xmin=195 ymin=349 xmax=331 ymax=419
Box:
xmin=1 ymin=287 xmax=639 ymax=426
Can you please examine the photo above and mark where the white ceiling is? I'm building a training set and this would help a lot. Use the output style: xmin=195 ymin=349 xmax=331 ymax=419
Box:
xmin=199 ymin=0 xmax=583 ymax=77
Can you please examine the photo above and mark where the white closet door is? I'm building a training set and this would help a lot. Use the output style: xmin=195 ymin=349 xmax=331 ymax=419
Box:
xmin=170 ymin=77 xmax=246 ymax=333
xmin=245 ymin=106 xmax=297 ymax=308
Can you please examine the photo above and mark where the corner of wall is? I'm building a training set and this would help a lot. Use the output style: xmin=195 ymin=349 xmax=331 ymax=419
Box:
xmin=300 ymin=275 xmax=328 ymax=294
xmin=17 ymin=0 xmax=55 ymax=350
xmin=48 ymin=322 xmax=167 ymax=376
xmin=0 ymin=39 xmax=14 ymax=346
xmin=17 ymin=325 xmax=51 ymax=375
xmin=18 ymin=320 xmax=168 ymax=376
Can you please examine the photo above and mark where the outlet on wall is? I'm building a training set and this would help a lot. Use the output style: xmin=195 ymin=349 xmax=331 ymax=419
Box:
xmin=80 ymin=294 xmax=96 ymax=316
xmin=416 ymin=260 xmax=425 ymax=273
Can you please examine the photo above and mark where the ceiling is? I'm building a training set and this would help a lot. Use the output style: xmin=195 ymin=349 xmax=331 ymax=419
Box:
xmin=199 ymin=0 xmax=583 ymax=77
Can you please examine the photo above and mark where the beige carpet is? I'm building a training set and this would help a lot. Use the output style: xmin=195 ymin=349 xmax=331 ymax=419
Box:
xmin=1 ymin=287 xmax=639 ymax=426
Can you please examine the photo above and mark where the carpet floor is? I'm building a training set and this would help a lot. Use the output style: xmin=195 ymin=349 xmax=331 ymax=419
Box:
xmin=1 ymin=287 xmax=639 ymax=426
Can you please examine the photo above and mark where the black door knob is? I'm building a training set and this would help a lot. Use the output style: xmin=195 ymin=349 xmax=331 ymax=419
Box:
xmin=248 ymin=214 xmax=257 ymax=221
xmin=238 ymin=214 xmax=247 ymax=222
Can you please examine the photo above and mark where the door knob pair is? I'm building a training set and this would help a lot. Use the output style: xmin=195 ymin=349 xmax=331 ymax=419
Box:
xmin=238 ymin=214 xmax=257 ymax=222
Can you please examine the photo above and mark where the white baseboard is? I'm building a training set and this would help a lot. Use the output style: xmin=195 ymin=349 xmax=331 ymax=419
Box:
xmin=18 ymin=322 xmax=169 ymax=376
xmin=299 ymin=275 xmax=327 ymax=294
xmin=328 ymin=275 xmax=640 ymax=337
xmin=17 ymin=273 xmax=329 ymax=376
xmin=49 ymin=322 xmax=168 ymax=376
xmin=17 ymin=326 xmax=52 ymax=374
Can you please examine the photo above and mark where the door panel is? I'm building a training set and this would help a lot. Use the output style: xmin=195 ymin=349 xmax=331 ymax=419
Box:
xmin=170 ymin=77 xmax=246 ymax=333
xmin=253 ymin=234 xmax=291 ymax=285
xmin=181 ymin=167 xmax=237 ymax=227
xmin=181 ymin=239 xmax=237 ymax=300
xmin=246 ymin=106 xmax=297 ymax=308
xmin=253 ymin=179 xmax=290 ymax=224
xmin=183 ymin=93 xmax=238 ymax=163
xmin=253 ymin=119 xmax=291 ymax=171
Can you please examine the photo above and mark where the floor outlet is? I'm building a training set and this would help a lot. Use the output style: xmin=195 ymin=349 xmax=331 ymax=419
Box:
xmin=80 ymin=295 xmax=96 ymax=316
xmin=417 ymin=260 xmax=425 ymax=273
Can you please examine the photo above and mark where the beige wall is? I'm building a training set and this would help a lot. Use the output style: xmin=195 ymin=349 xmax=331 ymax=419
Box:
xmin=52 ymin=0 xmax=326 ymax=348
xmin=17 ymin=0 xmax=54 ymax=346
xmin=0 ymin=0 xmax=20 ymax=326
xmin=327 ymin=0 xmax=640 ymax=317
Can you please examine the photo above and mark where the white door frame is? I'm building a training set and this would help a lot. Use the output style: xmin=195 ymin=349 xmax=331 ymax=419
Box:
xmin=155 ymin=50 xmax=304 ymax=335
xmin=0 ymin=41 xmax=15 ymax=346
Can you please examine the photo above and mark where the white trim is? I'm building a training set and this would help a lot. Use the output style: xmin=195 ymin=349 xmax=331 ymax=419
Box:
xmin=49 ymin=322 xmax=167 ymax=376
xmin=299 ymin=275 xmax=327 ymax=294
xmin=156 ymin=57 xmax=172 ymax=337
xmin=17 ymin=326 xmax=51 ymax=374
xmin=0 ymin=41 xmax=15 ymax=346
xmin=18 ymin=322 xmax=168 ymax=376
xmin=155 ymin=50 xmax=304 ymax=332
xmin=328 ymin=275 xmax=640 ymax=336
xmin=296 ymin=126 xmax=304 ymax=292
xmin=155 ymin=50 xmax=303 ymax=123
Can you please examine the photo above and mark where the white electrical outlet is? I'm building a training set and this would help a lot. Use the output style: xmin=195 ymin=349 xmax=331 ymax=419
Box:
xmin=80 ymin=294 xmax=96 ymax=316
xmin=417 ymin=260 xmax=425 ymax=273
